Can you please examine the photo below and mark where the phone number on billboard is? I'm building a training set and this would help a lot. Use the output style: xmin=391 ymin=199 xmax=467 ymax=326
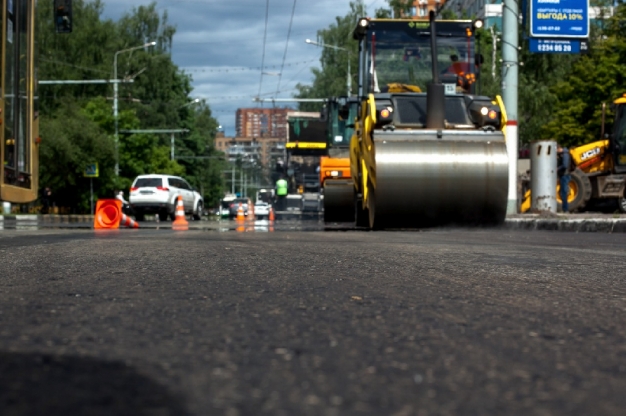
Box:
xmin=535 ymin=43 xmax=573 ymax=52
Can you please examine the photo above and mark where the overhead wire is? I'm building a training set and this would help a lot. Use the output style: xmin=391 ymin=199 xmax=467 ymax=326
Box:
xmin=275 ymin=0 xmax=297 ymax=97
xmin=257 ymin=0 xmax=271 ymax=101
xmin=181 ymin=59 xmax=316 ymax=73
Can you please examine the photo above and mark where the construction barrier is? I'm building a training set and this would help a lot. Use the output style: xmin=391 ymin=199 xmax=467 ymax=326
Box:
xmin=172 ymin=195 xmax=189 ymax=231
xmin=94 ymin=199 xmax=123 ymax=229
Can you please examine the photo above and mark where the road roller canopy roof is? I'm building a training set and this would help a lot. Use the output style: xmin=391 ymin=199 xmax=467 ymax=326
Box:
xmin=354 ymin=19 xmax=478 ymax=95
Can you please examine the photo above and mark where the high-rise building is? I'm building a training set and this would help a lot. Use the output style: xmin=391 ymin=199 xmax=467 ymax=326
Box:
xmin=214 ymin=136 xmax=285 ymax=169
xmin=404 ymin=0 xmax=447 ymax=19
xmin=236 ymin=108 xmax=289 ymax=139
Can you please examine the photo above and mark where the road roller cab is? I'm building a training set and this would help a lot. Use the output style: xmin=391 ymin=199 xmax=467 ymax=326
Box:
xmin=347 ymin=13 xmax=509 ymax=229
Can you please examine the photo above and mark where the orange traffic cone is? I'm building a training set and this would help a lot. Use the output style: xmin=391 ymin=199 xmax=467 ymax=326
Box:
xmin=94 ymin=199 xmax=122 ymax=229
xmin=120 ymin=213 xmax=139 ymax=229
xmin=172 ymin=195 xmax=189 ymax=231
xmin=236 ymin=203 xmax=245 ymax=222
xmin=269 ymin=206 xmax=275 ymax=222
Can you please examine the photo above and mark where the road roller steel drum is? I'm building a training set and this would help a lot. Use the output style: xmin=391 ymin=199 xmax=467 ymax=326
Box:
xmin=369 ymin=129 xmax=508 ymax=227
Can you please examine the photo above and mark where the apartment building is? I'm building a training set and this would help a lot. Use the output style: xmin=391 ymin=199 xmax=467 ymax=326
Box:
xmin=215 ymin=136 xmax=285 ymax=168
xmin=406 ymin=0 xmax=447 ymax=19
xmin=235 ymin=108 xmax=289 ymax=139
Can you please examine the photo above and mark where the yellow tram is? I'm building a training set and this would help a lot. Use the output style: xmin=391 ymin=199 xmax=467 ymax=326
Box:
xmin=1 ymin=0 xmax=38 ymax=204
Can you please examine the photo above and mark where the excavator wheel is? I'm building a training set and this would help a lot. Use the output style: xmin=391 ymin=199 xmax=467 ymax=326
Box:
xmin=557 ymin=168 xmax=592 ymax=212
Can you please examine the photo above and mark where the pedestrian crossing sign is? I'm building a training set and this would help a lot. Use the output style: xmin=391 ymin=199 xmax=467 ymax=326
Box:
xmin=84 ymin=163 xmax=99 ymax=178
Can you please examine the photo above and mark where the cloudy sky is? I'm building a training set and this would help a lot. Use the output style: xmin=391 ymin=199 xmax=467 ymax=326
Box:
xmin=101 ymin=0 xmax=386 ymax=136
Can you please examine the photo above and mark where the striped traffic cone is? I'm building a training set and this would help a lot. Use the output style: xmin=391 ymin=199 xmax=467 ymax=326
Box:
xmin=172 ymin=195 xmax=189 ymax=231
xmin=120 ymin=213 xmax=139 ymax=229
xmin=236 ymin=203 xmax=245 ymax=222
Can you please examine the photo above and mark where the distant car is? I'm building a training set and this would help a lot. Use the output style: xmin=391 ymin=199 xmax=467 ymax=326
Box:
xmin=219 ymin=196 xmax=237 ymax=218
xmin=228 ymin=197 xmax=253 ymax=219
xmin=129 ymin=174 xmax=203 ymax=221
xmin=254 ymin=202 xmax=270 ymax=219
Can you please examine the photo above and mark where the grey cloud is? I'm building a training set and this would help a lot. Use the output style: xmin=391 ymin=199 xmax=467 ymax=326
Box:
xmin=103 ymin=0 xmax=369 ymax=135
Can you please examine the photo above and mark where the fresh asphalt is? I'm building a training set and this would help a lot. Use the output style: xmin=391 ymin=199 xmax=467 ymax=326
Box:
xmin=0 ymin=226 xmax=625 ymax=415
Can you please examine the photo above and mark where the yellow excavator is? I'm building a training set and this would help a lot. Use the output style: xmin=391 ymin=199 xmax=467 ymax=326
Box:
xmin=521 ymin=95 xmax=626 ymax=213
xmin=328 ymin=12 xmax=509 ymax=228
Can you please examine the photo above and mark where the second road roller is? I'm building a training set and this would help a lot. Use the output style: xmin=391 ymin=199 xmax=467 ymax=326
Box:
xmin=326 ymin=12 xmax=509 ymax=229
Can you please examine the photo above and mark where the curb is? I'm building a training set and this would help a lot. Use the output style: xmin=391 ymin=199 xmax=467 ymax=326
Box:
xmin=40 ymin=215 xmax=94 ymax=223
xmin=2 ymin=214 xmax=626 ymax=233
xmin=0 ymin=215 xmax=93 ymax=223
xmin=504 ymin=218 xmax=626 ymax=233
xmin=0 ymin=215 xmax=39 ymax=221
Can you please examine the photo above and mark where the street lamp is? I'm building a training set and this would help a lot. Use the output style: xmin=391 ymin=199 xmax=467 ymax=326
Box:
xmin=179 ymin=98 xmax=200 ymax=109
xmin=305 ymin=39 xmax=351 ymax=96
xmin=113 ymin=41 xmax=156 ymax=177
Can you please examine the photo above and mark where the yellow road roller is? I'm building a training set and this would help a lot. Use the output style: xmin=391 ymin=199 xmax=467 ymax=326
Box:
xmin=333 ymin=12 xmax=509 ymax=229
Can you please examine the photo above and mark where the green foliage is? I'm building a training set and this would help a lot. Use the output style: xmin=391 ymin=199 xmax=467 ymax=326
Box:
xmin=36 ymin=0 xmax=224 ymax=212
xmin=39 ymin=99 xmax=115 ymax=213
xmin=294 ymin=1 xmax=364 ymax=111
xmin=386 ymin=0 xmax=414 ymax=18
xmin=541 ymin=5 xmax=626 ymax=147
xmin=297 ymin=0 xmax=622 ymax=151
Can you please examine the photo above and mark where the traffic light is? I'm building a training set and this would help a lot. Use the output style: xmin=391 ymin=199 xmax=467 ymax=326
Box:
xmin=54 ymin=0 xmax=72 ymax=34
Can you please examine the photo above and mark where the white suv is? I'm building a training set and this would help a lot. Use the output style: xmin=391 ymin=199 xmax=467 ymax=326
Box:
xmin=129 ymin=174 xmax=203 ymax=221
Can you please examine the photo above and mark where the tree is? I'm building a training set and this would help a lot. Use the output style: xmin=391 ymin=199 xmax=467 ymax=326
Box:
xmin=541 ymin=9 xmax=626 ymax=147
xmin=294 ymin=1 xmax=365 ymax=111
xmin=35 ymin=0 xmax=225 ymax=212
xmin=39 ymin=99 xmax=115 ymax=213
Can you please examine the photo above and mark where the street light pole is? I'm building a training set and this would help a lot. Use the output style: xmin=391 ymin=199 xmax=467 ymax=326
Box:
xmin=113 ymin=41 xmax=156 ymax=177
xmin=179 ymin=98 xmax=200 ymax=109
xmin=306 ymin=39 xmax=351 ymax=96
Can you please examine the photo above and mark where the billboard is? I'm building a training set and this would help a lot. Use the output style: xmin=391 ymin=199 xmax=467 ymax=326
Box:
xmin=530 ymin=0 xmax=590 ymax=38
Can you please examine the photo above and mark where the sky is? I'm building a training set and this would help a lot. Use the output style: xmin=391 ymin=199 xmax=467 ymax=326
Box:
xmin=101 ymin=0 xmax=386 ymax=137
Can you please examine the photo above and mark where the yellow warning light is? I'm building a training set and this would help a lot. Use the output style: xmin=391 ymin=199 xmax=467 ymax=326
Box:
xmin=488 ymin=110 xmax=497 ymax=119
xmin=381 ymin=109 xmax=390 ymax=118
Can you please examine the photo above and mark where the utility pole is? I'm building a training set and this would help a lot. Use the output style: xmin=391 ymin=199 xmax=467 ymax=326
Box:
xmin=490 ymin=26 xmax=498 ymax=80
xmin=502 ymin=0 xmax=519 ymax=215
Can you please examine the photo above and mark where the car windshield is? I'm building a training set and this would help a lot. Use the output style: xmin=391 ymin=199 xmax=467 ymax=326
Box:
xmin=234 ymin=198 xmax=249 ymax=204
xmin=134 ymin=178 xmax=163 ymax=187
xmin=365 ymin=21 xmax=476 ymax=94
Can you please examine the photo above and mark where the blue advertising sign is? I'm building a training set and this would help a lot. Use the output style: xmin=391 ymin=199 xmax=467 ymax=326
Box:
xmin=530 ymin=0 xmax=589 ymax=38
xmin=529 ymin=38 xmax=588 ymax=53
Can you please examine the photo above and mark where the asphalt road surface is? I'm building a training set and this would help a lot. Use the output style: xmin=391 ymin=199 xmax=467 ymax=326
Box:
xmin=0 ymin=228 xmax=625 ymax=415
